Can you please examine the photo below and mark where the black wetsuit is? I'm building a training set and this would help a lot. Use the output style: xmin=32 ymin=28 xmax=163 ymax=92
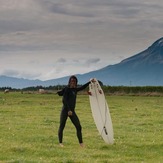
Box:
xmin=57 ymin=82 xmax=90 ymax=144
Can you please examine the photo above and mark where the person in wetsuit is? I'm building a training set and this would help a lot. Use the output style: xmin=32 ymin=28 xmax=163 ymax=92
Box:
xmin=57 ymin=75 xmax=94 ymax=147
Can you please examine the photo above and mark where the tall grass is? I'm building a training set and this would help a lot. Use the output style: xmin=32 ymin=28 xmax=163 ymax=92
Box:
xmin=0 ymin=92 xmax=162 ymax=163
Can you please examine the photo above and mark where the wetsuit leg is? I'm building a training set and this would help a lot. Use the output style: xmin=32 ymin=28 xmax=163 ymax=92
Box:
xmin=69 ymin=112 xmax=83 ymax=143
xmin=58 ymin=108 xmax=68 ymax=143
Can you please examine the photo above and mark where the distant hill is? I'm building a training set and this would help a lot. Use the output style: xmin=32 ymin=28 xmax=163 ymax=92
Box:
xmin=0 ymin=37 xmax=163 ymax=88
xmin=0 ymin=75 xmax=44 ymax=89
xmin=77 ymin=37 xmax=163 ymax=86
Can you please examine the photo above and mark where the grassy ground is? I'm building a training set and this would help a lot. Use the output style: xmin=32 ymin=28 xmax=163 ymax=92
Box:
xmin=0 ymin=92 xmax=163 ymax=163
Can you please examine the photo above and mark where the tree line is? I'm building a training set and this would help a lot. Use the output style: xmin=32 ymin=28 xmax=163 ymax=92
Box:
xmin=1 ymin=85 xmax=163 ymax=95
xmin=103 ymin=86 xmax=163 ymax=95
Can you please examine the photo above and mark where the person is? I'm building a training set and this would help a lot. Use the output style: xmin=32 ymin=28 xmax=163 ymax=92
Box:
xmin=57 ymin=75 xmax=94 ymax=147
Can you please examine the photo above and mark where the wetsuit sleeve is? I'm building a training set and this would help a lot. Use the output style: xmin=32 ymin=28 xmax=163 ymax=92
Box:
xmin=76 ymin=82 xmax=90 ymax=92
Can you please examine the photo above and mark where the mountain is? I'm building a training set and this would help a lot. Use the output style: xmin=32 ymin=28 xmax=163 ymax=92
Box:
xmin=0 ymin=75 xmax=44 ymax=88
xmin=0 ymin=37 xmax=163 ymax=88
xmin=77 ymin=37 xmax=163 ymax=86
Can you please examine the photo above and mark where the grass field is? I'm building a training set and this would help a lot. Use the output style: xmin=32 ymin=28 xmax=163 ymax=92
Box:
xmin=0 ymin=92 xmax=163 ymax=163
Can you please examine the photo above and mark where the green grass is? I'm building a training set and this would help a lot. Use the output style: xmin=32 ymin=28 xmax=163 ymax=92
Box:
xmin=0 ymin=93 xmax=163 ymax=163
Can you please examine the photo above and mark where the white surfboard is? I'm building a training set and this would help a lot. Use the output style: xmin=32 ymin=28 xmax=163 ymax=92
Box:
xmin=88 ymin=78 xmax=114 ymax=144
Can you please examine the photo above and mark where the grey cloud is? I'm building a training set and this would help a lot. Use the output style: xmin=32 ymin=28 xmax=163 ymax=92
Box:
xmin=57 ymin=58 xmax=67 ymax=63
xmin=72 ymin=59 xmax=80 ymax=63
xmin=0 ymin=0 xmax=163 ymax=80
xmin=0 ymin=20 xmax=36 ymax=34
xmin=50 ymin=4 xmax=94 ymax=17
xmin=38 ymin=0 xmax=95 ymax=17
xmin=2 ymin=69 xmax=41 ymax=79
xmin=2 ymin=69 xmax=19 ymax=77
xmin=0 ymin=44 xmax=50 ymax=52
xmin=86 ymin=58 xmax=100 ymax=65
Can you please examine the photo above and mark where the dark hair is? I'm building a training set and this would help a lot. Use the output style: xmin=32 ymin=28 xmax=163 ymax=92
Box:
xmin=68 ymin=75 xmax=78 ymax=86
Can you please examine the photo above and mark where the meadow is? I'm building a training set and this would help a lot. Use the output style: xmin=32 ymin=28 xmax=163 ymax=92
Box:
xmin=0 ymin=92 xmax=162 ymax=163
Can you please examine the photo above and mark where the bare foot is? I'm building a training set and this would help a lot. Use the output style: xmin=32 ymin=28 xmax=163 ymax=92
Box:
xmin=80 ymin=143 xmax=84 ymax=147
xmin=59 ymin=143 xmax=64 ymax=147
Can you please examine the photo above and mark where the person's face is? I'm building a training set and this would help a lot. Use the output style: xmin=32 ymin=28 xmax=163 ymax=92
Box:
xmin=69 ymin=78 xmax=77 ymax=88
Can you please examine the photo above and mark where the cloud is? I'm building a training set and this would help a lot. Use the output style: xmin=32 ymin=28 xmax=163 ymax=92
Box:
xmin=1 ymin=69 xmax=41 ymax=80
xmin=2 ymin=69 xmax=19 ymax=77
xmin=0 ymin=0 xmax=162 ymax=54
xmin=85 ymin=58 xmax=100 ymax=65
xmin=57 ymin=58 xmax=67 ymax=63
xmin=43 ymin=2 xmax=95 ymax=17
xmin=0 ymin=0 xmax=163 ymax=80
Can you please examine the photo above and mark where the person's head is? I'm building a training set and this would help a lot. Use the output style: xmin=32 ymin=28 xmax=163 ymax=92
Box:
xmin=68 ymin=75 xmax=78 ymax=88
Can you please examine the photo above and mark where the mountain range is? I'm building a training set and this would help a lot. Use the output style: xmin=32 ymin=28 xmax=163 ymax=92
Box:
xmin=1 ymin=37 xmax=163 ymax=88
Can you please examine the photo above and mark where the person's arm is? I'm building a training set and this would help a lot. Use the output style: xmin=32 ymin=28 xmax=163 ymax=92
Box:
xmin=77 ymin=82 xmax=90 ymax=91
xmin=77 ymin=78 xmax=96 ymax=91
xmin=57 ymin=88 xmax=65 ymax=96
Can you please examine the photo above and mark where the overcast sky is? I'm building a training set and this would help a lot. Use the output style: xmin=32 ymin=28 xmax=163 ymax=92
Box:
xmin=0 ymin=0 xmax=162 ymax=81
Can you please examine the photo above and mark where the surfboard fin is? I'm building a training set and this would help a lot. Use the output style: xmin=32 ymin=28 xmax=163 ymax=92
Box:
xmin=103 ymin=126 xmax=108 ymax=135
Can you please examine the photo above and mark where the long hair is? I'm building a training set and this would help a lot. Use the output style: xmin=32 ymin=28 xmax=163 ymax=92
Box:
xmin=68 ymin=75 xmax=78 ymax=87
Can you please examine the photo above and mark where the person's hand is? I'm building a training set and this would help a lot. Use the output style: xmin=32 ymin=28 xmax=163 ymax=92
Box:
xmin=90 ymin=78 xmax=96 ymax=83
xmin=68 ymin=111 xmax=73 ymax=116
